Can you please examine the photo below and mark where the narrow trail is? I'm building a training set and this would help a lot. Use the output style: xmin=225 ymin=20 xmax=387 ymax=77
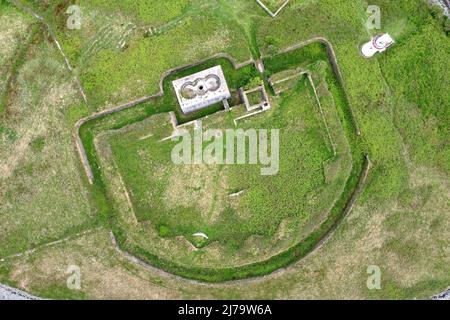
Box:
xmin=0 ymin=228 xmax=102 ymax=263
xmin=8 ymin=0 xmax=89 ymax=105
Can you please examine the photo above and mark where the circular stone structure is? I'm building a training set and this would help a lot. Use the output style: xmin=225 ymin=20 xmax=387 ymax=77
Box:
xmin=180 ymin=75 xmax=222 ymax=100
xmin=361 ymin=33 xmax=395 ymax=58
xmin=172 ymin=65 xmax=231 ymax=114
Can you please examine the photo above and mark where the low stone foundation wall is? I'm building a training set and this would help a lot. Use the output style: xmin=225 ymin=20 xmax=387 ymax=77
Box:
xmin=429 ymin=0 xmax=450 ymax=17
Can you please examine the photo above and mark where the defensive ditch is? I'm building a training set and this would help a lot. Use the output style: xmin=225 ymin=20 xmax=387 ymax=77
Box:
xmin=75 ymin=39 xmax=369 ymax=282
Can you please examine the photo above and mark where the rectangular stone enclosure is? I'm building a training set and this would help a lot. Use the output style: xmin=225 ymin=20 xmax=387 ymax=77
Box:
xmin=172 ymin=65 xmax=231 ymax=114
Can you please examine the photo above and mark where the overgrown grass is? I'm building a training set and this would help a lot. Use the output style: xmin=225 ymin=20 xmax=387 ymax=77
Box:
xmin=77 ymin=40 xmax=364 ymax=281
xmin=0 ymin=35 xmax=94 ymax=257
xmin=108 ymin=83 xmax=331 ymax=246
xmin=2 ymin=0 xmax=448 ymax=296
xmin=31 ymin=0 xmax=253 ymax=110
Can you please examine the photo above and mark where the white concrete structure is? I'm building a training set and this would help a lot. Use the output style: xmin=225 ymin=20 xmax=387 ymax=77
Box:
xmin=361 ymin=33 xmax=395 ymax=58
xmin=241 ymin=84 xmax=271 ymax=112
xmin=256 ymin=0 xmax=290 ymax=18
xmin=193 ymin=232 xmax=209 ymax=239
xmin=172 ymin=66 xmax=231 ymax=114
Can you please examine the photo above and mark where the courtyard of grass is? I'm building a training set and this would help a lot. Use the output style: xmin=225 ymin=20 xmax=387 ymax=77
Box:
xmin=98 ymin=78 xmax=346 ymax=267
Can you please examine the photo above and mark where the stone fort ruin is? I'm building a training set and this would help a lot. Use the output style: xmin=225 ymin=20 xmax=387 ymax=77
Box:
xmin=172 ymin=66 xmax=231 ymax=114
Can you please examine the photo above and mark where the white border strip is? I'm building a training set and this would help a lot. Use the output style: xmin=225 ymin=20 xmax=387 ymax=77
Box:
xmin=256 ymin=0 xmax=290 ymax=18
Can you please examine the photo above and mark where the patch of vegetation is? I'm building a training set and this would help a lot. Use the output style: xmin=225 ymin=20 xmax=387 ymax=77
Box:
xmin=158 ymin=225 xmax=172 ymax=237
xmin=0 ymin=124 xmax=17 ymax=144
xmin=29 ymin=136 xmax=45 ymax=152
xmin=243 ymin=76 xmax=263 ymax=90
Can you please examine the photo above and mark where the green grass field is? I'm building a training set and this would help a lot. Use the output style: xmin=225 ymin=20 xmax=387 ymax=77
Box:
xmin=259 ymin=0 xmax=290 ymax=13
xmin=0 ymin=0 xmax=448 ymax=298
xmin=0 ymin=1 xmax=36 ymax=114
xmin=0 ymin=26 xmax=94 ymax=257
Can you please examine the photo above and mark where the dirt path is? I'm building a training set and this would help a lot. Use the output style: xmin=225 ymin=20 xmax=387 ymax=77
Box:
xmin=8 ymin=0 xmax=88 ymax=105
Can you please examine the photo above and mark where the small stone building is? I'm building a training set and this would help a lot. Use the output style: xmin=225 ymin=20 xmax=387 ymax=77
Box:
xmin=361 ymin=33 xmax=395 ymax=58
xmin=172 ymin=66 xmax=231 ymax=114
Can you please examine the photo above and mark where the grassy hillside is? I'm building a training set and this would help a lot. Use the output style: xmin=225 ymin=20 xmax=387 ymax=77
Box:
xmin=0 ymin=0 xmax=448 ymax=298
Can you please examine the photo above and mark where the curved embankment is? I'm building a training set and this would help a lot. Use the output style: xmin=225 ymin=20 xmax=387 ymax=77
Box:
xmin=110 ymin=155 xmax=371 ymax=286
xmin=74 ymin=38 xmax=369 ymax=282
